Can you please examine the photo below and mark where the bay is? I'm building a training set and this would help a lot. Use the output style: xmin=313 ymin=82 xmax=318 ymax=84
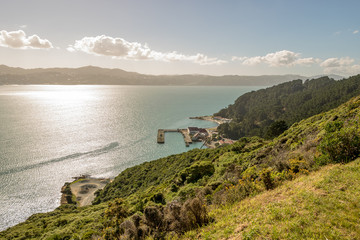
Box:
xmin=0 ymin=85 xmax=263 ymax=230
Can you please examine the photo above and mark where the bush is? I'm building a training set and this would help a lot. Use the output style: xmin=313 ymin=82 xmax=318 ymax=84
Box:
xmin=163 ymin=198 xmax=209 ymax=233
xmin=103 ymin=198 xmax=129 ymax=238
xmin=260 ymin=168 xmax=275 ymax=190
xmin=319 ymin=121 xmax=360 ymax=163
xmin=151 ymin=193 xmax=166 ymax=205
xmin=213 ymin=178 xmax=261 ymax=205
xmin=144 ymin=205 xmax=164 ymax=230
xmin=265 ymin=120 xmax=288 ymax=139
xmin=180 ymin=162 xmax=215 ymax=183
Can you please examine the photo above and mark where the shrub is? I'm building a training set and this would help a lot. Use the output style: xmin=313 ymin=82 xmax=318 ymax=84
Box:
xmin=288 ymin=157 xmax=309 ymax=174
xmin=81 ymin=230 xmax=98 ymax=240
xmin=260 ymin=168 xmax=275 ymax=190
xmin=103 ymin=198 xmax=129 ymax=238
xmin=319 ymin=121 xmax=360 ymax=163
xmin=164 ymin=201 xmax=183 ymax=233
xmin=213 ymin=178 xmax=261 ymax=205
xmin=180 ymin=198 xmax=209 ymax=231
xmin=144 ymin=205 xmax=164 ymax=230
xmin=265 ymin=120 xmax=288 ymax=139
xmin=170 ymin=184 xmax=179 ymax=192
xmin=105 ymin=199 xmax=128 ymax=222
xmin=151 ymin=193 xmax=166 ymax=205
xmin=119 ymin=220 xmax=137 ymax=239
xmin=180 ymin=162 xmax=215 ymax=183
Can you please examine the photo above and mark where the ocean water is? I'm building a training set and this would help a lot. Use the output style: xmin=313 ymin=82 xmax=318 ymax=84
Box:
xmin=0 ymin=85 xmax=263 ymax=230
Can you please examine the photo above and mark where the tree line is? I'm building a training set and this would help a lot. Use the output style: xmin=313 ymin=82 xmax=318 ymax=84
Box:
xmin=215 ymin=75 xmax=360 ymax=139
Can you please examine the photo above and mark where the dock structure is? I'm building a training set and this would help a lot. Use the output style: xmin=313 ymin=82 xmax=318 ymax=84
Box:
xmin=157 ymin=129 xmax=192 ymax=147
xmin=157 ymin=129 xmax=165 ymax=143
xmin=179 ymin=129 xmax=192 ymax=147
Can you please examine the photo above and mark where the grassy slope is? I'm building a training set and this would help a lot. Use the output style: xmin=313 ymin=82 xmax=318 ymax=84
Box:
xmin=0 ymin=203 xmax=107 ymax=240
xmin=1 ymin=96 xmax=359 ymax=239
xmin=185 ymin=159 xmax=360 ymax=240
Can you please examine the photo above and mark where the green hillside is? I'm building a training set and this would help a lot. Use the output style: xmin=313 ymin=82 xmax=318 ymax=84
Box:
xmin=1 ymin=94 xmax=360 ymax=239
xmin=216 ymin=75 xmax=360 ymax=139
xmin=185 ymin=159 xmax=360 ymax=239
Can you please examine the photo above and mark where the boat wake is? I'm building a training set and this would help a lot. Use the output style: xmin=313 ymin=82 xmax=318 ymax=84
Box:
xmin=0 ymin=142 xmax=119 ymax=176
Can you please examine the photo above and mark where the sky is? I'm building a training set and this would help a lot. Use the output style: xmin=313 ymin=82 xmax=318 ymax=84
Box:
xmin=0 ymin=0 xmax=359 ymax=76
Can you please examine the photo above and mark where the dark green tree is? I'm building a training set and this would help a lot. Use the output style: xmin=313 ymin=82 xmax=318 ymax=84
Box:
xmin=265 ymin=120 xmax=288 ymax=139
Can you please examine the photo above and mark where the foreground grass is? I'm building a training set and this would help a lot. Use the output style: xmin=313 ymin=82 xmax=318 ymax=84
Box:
xmin=185 ymin=159 xmax=360 ymax=240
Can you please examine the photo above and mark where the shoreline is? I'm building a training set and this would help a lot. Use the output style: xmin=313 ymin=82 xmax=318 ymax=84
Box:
xmin=189 ymin=115 xmax=235 ymax=148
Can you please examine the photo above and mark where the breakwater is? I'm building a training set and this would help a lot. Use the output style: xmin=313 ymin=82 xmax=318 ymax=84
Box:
xmin=157 ymin=129 xmax=192 ymax=147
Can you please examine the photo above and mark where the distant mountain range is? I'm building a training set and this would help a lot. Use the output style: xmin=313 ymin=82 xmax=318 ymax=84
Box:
xmin=0 ymin=65 xmax=344 ymax=86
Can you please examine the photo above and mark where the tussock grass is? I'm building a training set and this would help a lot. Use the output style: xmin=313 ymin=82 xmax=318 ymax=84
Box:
xmin=186 ymin=159 xmax=360 ymax=239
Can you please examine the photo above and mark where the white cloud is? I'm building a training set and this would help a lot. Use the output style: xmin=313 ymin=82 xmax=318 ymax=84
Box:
xmin=320 ymin=57 xmax=354 ymax=68
xmin=67 ymin=35 xmax=226 ymax=65
xmin=233 ymin=50 xmax=318 ymax=67
xmin=320 ymin=57 xmax=360 ymax=75
xmin=231 ymin=56 xmax=247 ymax=61
xmin=353 ymin=30 xmax=359 ymax=34
xmin=19 ymin=25 xmax=27 ymax=29
xmin=0 ymin=30 xmax=53 ymax=49
xmin=295 ymin=57 xmax=321 ymax=65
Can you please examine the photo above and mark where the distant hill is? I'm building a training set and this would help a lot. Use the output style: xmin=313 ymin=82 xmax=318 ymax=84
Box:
xmin=215 ymin=75 xmax=360 ymax=139
xmin=309 ymin=74 xmax=344 ymax=80
xmin=0 ymin=64 xmax=312 ymax=86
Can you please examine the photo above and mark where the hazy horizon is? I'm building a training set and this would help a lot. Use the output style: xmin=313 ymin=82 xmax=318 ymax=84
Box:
xmin=0 ymin=0 xmax=359 ymax=77
xmin=0 ymin=64 xmax=347 ymax=78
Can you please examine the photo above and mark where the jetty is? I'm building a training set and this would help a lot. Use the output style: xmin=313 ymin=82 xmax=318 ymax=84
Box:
xmin=157 ymin=129 xmax=192 ymax=147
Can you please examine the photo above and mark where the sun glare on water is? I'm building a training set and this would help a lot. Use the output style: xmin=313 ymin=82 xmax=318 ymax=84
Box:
xmin=8 ymin=85 xmax=99 ymax=105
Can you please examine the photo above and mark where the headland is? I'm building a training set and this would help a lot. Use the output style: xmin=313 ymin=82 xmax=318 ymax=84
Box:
xmin=61 ymin=175 xmax=110 ymax=207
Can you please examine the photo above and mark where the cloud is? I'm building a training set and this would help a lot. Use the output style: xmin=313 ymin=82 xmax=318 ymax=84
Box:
xmin=233 ymin=50 xmax=319 ymax=67
xmin=295 ymin=57 xmax=321 ymax=65
xmin=0 ymin=30 xmax=53 ymax=49
xmin=19 ymin=25 xmax=27 ymax=29
xmin=67 ymin=35 xmax=226 ymax=65
xmin=353 ymin=30 xmax=359 ymax=34
xmin=231 ymin=56 xmax=247 ymax=61
xmin=320 ymin=57 xmax=360 ymax=75
xmin=320 ymin=57 xmax=354 ymax=68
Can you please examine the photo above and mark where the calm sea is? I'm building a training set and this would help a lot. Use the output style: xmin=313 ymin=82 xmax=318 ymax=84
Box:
xmin=0 ymin=85 xmax=263 ymax=230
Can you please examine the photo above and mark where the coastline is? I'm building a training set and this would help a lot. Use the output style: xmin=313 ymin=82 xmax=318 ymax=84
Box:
xmin=189 ymin=115 xmax=223 ymax=125
xmin=189 ymin=116 xmax=235 ymax=148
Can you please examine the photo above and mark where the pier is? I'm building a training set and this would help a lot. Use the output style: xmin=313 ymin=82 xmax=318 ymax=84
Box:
xmin=157 ymin=129 xmax=165 ymax=143
xmin=157 ymin=129 xmax=192 ymax=147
